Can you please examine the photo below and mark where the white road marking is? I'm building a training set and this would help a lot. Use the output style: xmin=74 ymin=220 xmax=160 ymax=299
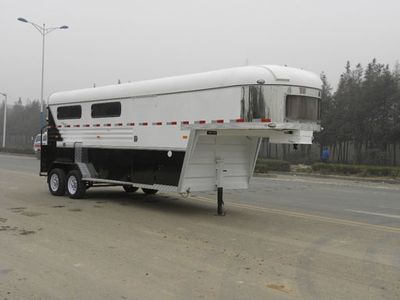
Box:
xmin=256 ymin=176 xmax=400 ymax=191
xmin=347 ymin=209 xmax=400 ymax=219
xmin=191 ymin=195 xmax=400 ymax=233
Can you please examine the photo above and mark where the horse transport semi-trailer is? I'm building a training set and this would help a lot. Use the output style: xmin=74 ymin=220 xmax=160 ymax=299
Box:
xmin=40 ymin=65 xmax=322 ymax=215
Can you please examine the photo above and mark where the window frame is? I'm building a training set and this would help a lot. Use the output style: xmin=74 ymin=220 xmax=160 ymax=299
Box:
xmin=57 ymin=105 xmax=82 ymax=120
xmin=91 ymin=102 xmax=121 ymax=118
xmin=285 ymin=95 xmax=321 ymax=122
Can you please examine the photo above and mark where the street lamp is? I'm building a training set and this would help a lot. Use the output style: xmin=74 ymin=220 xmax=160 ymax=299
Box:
xmin=17 ymin=17 xmax=68 ymax=129
xmin=0 ymin=92 xmax=7 ymax=148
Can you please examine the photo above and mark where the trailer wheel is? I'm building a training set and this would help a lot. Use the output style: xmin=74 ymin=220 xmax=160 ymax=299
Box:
xmin=142 ymin=188 xmax=158 ymax=195
xmin=66 ymin=170 xmax=86 ymax=199
xmin=48 ymin=168 xmax=66 ymax=196
xmin=123 ymin=185 xmax=139 ymax=193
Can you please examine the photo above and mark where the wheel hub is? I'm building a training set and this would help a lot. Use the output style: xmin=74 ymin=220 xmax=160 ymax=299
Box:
xmin=50 ymin=174 xmax=59 ymax=191
xmin=68 ymin=176 xmax=78 ymax=195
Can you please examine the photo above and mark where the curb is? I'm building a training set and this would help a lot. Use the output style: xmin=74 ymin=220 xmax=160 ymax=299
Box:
xmin=0 ymin=151 xmax=35 ymax=158
xmin=254 ymin=171 xmax=400 ymax=185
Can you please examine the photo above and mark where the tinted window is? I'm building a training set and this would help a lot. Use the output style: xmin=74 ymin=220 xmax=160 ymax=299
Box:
xmin=57 ymin=105 xmax=82 ymax=120
xmin=286 ymin=95 xmax=320 ymax=121
xmin=91 ymin=102 xmax=121 ymax=118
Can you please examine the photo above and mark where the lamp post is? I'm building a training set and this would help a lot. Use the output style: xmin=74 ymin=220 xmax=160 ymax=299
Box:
xmin=0 ymin=92 xmax=7 ymax=148
xmin=17 ymin=17 xmax=68 ymax=129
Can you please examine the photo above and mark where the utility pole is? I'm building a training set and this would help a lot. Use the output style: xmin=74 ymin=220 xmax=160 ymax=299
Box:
xmin=0 ymin=92 xmax=7 ymax=148
xmin=17 ymin=17 xmax=68 ymax=129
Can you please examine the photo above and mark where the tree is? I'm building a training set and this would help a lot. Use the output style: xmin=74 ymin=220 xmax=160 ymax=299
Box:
xmin=314 ymin=72 xmax=335 ymax=148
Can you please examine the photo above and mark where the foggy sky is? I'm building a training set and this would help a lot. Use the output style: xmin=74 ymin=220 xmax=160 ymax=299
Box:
xmin=1 ymin=0 xmax=399 ymax=103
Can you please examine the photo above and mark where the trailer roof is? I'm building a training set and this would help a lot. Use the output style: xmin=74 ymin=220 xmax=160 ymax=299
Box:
xmin=49 ymin=65 xmax=322 ymax=105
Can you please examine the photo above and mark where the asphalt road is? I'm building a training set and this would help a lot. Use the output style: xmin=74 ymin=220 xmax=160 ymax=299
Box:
xmin=0 ymin=153 xmax=399 ymax=299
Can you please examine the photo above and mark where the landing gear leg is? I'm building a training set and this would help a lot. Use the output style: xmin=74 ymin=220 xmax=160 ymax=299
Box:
xmin=217 ymin=187 xmax=224 ymax=216
xmin=216 ymin=158 xmax=225 ymax=216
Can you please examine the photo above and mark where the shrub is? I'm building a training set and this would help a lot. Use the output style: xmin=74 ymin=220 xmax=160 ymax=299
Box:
xmin=312 ymin=163 xmax=400 ymax=177
xmin=255 ymin=159 xmax=291 ymax=173
xmin=284 ymin=151 xmax=319 ymax=165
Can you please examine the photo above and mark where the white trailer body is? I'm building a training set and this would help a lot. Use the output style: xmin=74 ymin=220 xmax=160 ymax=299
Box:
xmin=41 ymin=65 xmax=321 ymax=213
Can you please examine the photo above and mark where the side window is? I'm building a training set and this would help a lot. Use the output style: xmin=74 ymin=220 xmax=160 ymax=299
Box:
xmin=91 ymin=102 xmax=121 ymax=118
xmin=57 ymin=105 xmax=82 ymax=120
xmin=286 ymin=95 xmax=320 ymax=121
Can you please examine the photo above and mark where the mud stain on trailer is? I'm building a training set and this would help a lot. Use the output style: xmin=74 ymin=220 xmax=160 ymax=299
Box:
xmin=52 ymin=205 xmax=65 ymax=208
xmin=0 ymin=217 xmax=7 ymax=223
xmin=249 ymin=86 xmax=266 ymax=119
xmin=240 ymin=86 xmax=267 ymax=121
xmin=240 ymin=86 xmax=247 ymax=118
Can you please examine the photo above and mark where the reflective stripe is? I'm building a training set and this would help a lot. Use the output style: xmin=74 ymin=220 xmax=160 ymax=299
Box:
xmin=230 ymin=118 xmax=245 ymax=123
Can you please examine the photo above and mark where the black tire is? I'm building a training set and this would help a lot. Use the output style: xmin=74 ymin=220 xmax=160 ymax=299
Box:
xmin=123 ymin=185 xmax=139 ymax=193
xmin=48 ymin=168 xmax=66 ymax=196
xmin=66 ymin=170 xmax=86 ymax=199
xmin=142 ymin=188 xmax=158 ymax=195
